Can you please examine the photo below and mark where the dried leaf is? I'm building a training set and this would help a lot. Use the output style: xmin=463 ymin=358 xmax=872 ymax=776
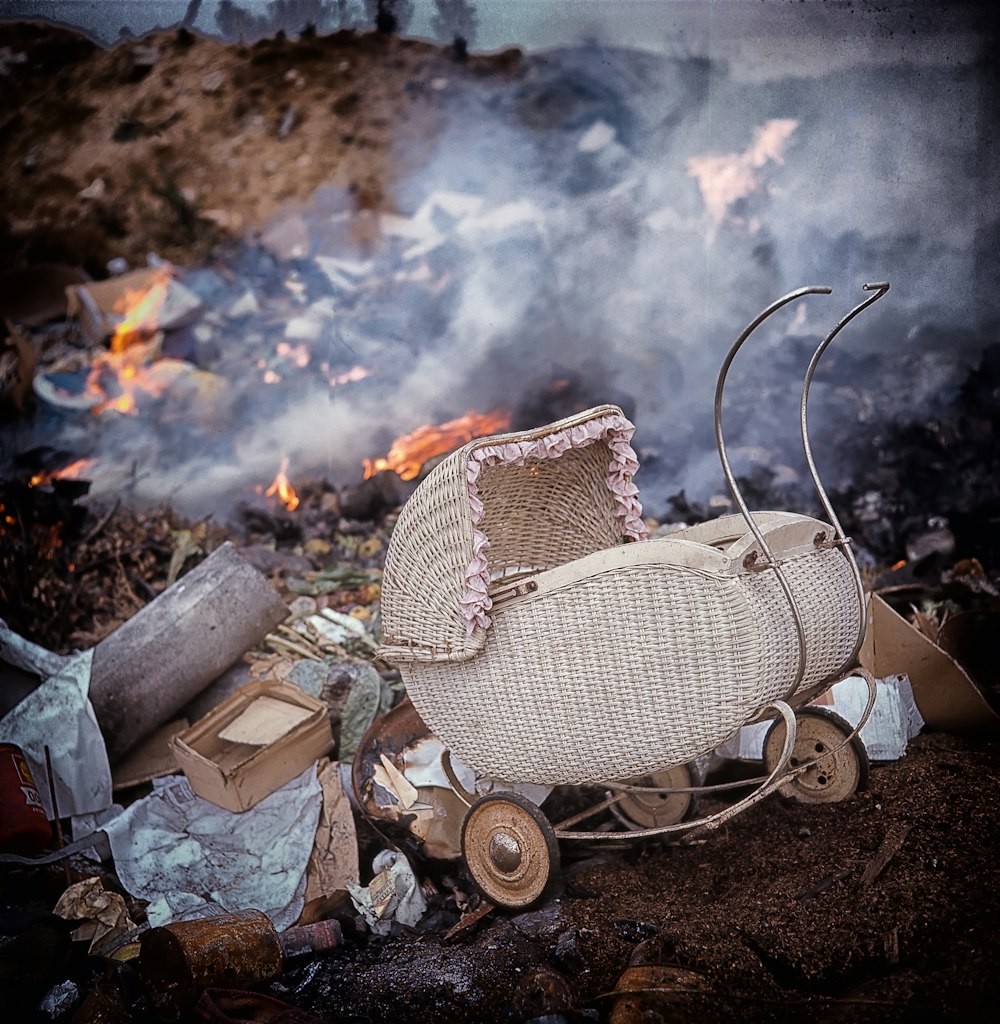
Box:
xmin=166 ymin=528 xmax=204 ymax=587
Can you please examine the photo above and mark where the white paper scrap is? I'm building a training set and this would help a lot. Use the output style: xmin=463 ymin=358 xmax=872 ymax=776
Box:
xmin=715 ymin=674 xmax=925 ymax=763
xmin=349 ymin=849 xmax=427 ymax=936
xmin=0 ymin=624 xmax=111 ymax=819
xmin=377 ymin=753 xmax=418 ymax=809
xmin=828 ymin=673 xmax=924 ymax=761
xmin=103 ymin=767 xmax=321 ymax=931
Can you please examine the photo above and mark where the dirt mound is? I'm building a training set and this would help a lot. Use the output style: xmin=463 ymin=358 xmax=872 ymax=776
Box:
xmin=0 ymin=22 xmax=521 ymax=275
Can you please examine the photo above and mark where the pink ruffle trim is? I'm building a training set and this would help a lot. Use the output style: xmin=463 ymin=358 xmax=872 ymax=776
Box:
xmin=461 ymin=413 xmax=648 ymax=632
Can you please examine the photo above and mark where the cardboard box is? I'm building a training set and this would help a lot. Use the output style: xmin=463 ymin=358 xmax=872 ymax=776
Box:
xmin=860 ymin=593 xmax=1000 ymax=734
xmin=172 ymin=680 xmax=333 ymax=812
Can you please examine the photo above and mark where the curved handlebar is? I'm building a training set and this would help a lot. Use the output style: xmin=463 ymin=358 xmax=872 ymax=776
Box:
xmin=801 ymin=281 xmax=890 ymax=677
xmin=714 ymin=286 xmax=833 ymax=699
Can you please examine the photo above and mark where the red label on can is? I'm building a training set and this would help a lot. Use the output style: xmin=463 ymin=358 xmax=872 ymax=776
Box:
xmin=0 ymin=743 xmax=51 ymax=855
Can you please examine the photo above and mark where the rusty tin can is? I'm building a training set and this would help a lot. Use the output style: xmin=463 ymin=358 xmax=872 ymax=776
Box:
xmin=138 ymin=909 xmax=283 ymax=1020
xmin=138 ymin=909 xmax=343 ymax=1020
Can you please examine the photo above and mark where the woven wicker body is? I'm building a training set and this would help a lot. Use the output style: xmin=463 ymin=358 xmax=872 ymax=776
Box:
xmin=379 ymin=405 xmax=860 ymax=786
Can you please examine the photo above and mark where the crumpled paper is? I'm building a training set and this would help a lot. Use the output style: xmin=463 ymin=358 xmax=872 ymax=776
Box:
xmin=349 ymin=850 xmax=427 ymax=936
xmin=303 ymin=760 xmax=359 ymax=905
xmin=52 ymin=876 xmax=136 ymax=954
xmin=103 ymin=766 xmax=321 ymax=930
xmin=0 ymin=623 xmax=111 ymax=818
xmin=822 ymin=673 xmax=925 ymax=760
xmin=717 ymin=674 xmax=925 ymax=762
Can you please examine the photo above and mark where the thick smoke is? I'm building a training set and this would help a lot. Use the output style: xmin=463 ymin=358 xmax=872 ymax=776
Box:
xmin=27 ymin=12 xmax=999 ymax=520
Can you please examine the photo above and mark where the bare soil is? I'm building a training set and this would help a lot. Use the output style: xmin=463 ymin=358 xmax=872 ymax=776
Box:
xmin=2 ymin=22 xmax=999 ymax=1024
xmin=0 ymin=21 xmax=520 ymax=278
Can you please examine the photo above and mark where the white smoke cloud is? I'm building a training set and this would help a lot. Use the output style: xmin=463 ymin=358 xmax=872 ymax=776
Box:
xmin=25 ymin=12 xmax=996 ymax=521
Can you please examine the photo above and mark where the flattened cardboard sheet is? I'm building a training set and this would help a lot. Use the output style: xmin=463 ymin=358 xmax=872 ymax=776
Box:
xmin=860 ymin=593 xmax=1000 ymax=734
xmin=217 ymin=695 xmax=312 ymax=745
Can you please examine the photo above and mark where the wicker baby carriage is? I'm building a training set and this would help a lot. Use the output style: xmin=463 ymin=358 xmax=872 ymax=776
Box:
xmin=377 ymin=283 xmax=888 ymax=907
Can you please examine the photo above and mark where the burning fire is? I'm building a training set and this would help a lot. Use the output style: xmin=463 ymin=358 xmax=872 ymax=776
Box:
xmin=85 ymin=273 xmax=173 ymax=415
xmin=264 ymin=457 xmax=300 ymax=511
xmin=687 ymin=118 xmax=798 ymax=232
xmin=110 ymin=272 xmax=171 ymax=353
xmin=29 ymin=458 xmax=96 ymax=487
xmin=363 ymin=409 xmax=512 ymax=481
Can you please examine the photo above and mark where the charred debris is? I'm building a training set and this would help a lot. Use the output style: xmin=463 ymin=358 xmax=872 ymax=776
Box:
xmin=1 ymin=17 xmax=999 ymax=1024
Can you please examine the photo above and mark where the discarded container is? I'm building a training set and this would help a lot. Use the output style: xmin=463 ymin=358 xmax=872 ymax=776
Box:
xmin=0 ymin=742 xmax=51 ymax=854
xmin=608 ymin=933 xmax=707 ymax=1024
xmin=138 ymin=909 xmax=342 ymax=1019
xmin=171 ymin=679 xmax=333 ymax=812
xmin=608 ymin=964 xmax=707 ymax=1023
xmin=860 ymin=593 xmax=1000 ymax=733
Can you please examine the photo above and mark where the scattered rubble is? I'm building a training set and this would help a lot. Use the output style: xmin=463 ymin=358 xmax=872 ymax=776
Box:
xmin=2 ymin=396 xmax=999 ymax=1022
xmin=0 ymin=15 xmax=998 ymax=1024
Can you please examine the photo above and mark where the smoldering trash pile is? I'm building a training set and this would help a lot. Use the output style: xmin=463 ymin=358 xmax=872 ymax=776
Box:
xmin=2 ymin=12 xmax=1000 ymax=1024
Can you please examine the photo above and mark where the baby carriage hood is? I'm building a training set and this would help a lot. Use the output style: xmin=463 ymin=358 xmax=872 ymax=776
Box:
xmin=378 ymin=404 xmax=648 ymax=666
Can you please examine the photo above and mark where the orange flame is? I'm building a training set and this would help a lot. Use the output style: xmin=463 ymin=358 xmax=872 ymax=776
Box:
xmin=86 ymin=359 xmax=171 ymax=416
xmin=82 ymin=273 xmax=173 ymax=414
xmin=363 ymin=409 xmax=512 ymax=481
xmin=29 ymin=458 xmax=96 ymax=487
xmin=265 ymin=457 xmax=300 ymax=511
xmin=110 ymin=272 xmax=171 ymax=353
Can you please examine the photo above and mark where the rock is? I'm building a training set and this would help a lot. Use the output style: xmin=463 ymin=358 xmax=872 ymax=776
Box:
xmin=201 ymin=70 xmax=224 ymax=93
xmin=240 ymin=544 xmax=314 ymax=575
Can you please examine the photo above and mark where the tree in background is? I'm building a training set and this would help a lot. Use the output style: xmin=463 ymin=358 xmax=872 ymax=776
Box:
xmin=431 ymin=0 xmax=478 ymax=56
xmin=215 ymin=0 xmax=365 ymax=41
xmin=364 ymin=0 xmax=415 ymax=35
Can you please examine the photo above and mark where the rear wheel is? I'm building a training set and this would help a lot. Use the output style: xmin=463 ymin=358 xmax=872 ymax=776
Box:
xmin=762 ymin=706 xmax=869 ymax=804
xmin=461 ymin=792 xmax=559 ymax=908
xmin=616 ymin=763 xmax=695 ymax=828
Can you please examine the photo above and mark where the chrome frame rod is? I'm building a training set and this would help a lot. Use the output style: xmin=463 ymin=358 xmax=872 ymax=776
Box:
xmin=801 ymin=281 xmax=890 ymax=676
xmin=714 ymin=285 xmax=832 ymax=701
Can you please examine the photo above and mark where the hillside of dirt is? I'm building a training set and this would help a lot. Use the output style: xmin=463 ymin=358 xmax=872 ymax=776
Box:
xmin=0 ymin=20 xmax=525 ymax=279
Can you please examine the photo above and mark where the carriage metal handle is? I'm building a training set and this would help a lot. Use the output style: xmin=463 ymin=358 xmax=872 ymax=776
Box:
xmin=714 ymin=285 xmax=832 ymax=700
xmin=801 ymin=282 xmax=890 ymax=679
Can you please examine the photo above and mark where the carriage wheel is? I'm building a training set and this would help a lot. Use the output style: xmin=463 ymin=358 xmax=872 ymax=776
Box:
xmin=616 ymin=763 xmax=695 ymax=828
xmin=461 ymin=792 xmax=560 ymax=908
xmin=762 ymin=706 xmax=869 ymax=804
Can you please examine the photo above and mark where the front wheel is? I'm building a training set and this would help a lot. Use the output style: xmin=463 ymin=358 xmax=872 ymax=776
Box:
xmin=762 ymin=706 xmax=869 ymax=804
xmin=461 ymin=792 xmax=559 ymax=908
